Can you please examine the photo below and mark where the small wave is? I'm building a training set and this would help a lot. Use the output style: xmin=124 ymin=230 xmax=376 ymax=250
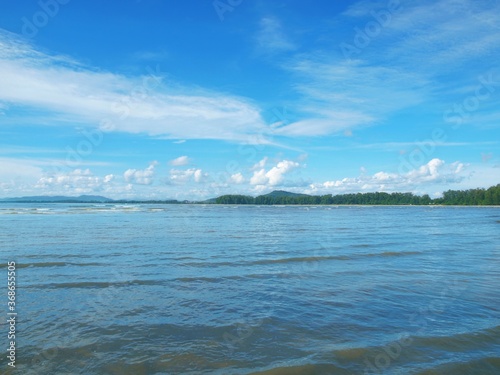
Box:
xmin=373 ymin=251 xmax=423 ymax=257
xmin=174 ymin=274 xmax=295 ymax=283
xmin=182 ymin=251 xmax=423 ymax=268
xmin=148 ymin=208 xmax=167 ymax=212
xmin=0 ymin=209 xmax=56 ymax=215
xmin=1 ymin=261 xmax=103 ymax=269
xmin=176 ymin=276 xmax=223 ymax=283
xmin=340 ymin=250 xmax=423 ymax=259
xmin=182 ymin=261 xmax=235 ymax=267
xmin=411 ymin=325 xmax=500 ymax=350
xmin=249 ymin=251 xmax=423 ymax=266
xmin=248 ymin=363 xmax=352 ymax=375
xmin=250 ymin=255 xmax=352 ymax=265
xmin=351 ymin=243 xmax=372 ymax=248
xmin=32 ymin=279 xmax=163 ymax=289
xmin=414 ymin=357 xmax=500 ymax=375
xmin=332 ymin=346 xmax=371 ymax=360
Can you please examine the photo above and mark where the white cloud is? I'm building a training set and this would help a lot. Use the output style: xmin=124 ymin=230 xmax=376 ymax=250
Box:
xmin=169 ymin=168 xmax=206 ymax=184
xmin=0 ymin=157 xmax=120 ymax=197
xmin=383 ymin=0 xmax=500 ymax=67
xmin=251 ymin=157 xmax=268 ymax=171
xmin=250 ymin=169 xmax=268 ymax=185
xmin=276 ymin=58 xmax=428 ymax=137
xmin=193 ymin=169 xmax=204 ymax=183
xmin=0 ymin=156 xmax=495 ymax=200
xmin=373 ymin=171 xmax=397 ymax=181
xmin=309 ymin=158 xmax=468 ymax=194
xmin=273 ymin=115 xmax=374 ymax=137
xmin=250 ymin=159 xmax=300 ymax=186
xmin=274 ymin=0 xmax=500 ymax=137
xmin=342 ymin=0 xmax=391 ymax=17
xmin=0 ymin=30 xmax=268 ymax=142
xmin=256 ymin=17 xmax=296 ymax=54
xmin=103 ymin=174 xmax=114 ymax=183
xmin=35 ymin=168 xmax=113 ymax=193
xmin=0 ymin=157 xmax=44 ymax=180
xmin=124 ymin=162 xmax=157 ymax=185
xmin=266 ymin=160 xmax=300 ymax=185
xmin=169 ymin=156 xmax=190 ymax=166
xmin=230 ymin=173 xmax=245 ymax=184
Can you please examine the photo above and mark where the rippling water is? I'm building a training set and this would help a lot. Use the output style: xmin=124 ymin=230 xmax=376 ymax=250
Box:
xmin=1 ymin=204 xmax=499 ymax=374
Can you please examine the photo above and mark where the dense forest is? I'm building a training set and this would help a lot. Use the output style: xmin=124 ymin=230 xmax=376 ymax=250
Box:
xmin=3 ymin=185 xmax=499 ymax=205
xmin=215 ymin=184 xmax=500 ymax=205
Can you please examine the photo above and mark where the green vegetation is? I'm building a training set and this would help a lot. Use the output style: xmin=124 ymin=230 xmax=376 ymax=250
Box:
xmin=214 ymin=184 xmax=500 ymax=205
xmin=435 ymin=184 xmax=500 ymax=205
xmin=3 ymin=184 xmax=499 ymax=205
xmin=211 ymin=195 xmax=255 ymax=204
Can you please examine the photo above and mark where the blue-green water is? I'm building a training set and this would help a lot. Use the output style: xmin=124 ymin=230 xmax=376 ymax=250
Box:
xmin=1 ymin=204 xmax=499 ymax=374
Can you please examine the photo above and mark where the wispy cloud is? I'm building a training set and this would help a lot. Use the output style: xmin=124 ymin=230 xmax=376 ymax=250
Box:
xmin=341 ymin=0 xmax=393 ymax=17
xmin=256 ymin=17 xmax=296 ymax=54
xmin=273 ymin=0 xmax=500 ymax=137
xmin=354 ymin=141 xmax=498 ymax=150
xmin=169 ymin=156 xmax=191 ymax=166
xmin=0 ymin=30 xmax=268 ymax=142
xmin=0 ymin=157 xmax=44 ymax=180
xmin=131 ymin=49 xmax=169 ymax=62
xmin=276 ymin=58 xmax=427 ymax=136
xmin=363 ymin=2 xmax=499 ymax=77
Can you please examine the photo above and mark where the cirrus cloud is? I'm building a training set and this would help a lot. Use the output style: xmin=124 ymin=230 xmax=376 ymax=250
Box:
xmin=169 ymin=155 xmax=191 ymax=166
xmin=0 ymin=30 xmax=268 ymax=142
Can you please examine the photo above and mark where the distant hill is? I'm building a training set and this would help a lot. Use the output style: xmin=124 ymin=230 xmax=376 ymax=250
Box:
xmin=261 ymin=190 xmax=311 ymax=198
xmin=0 ymin=195 xmax=114 ymax=203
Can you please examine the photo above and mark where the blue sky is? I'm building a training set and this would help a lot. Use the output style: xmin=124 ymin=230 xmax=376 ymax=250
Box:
xmin=0 ymin=0 xmax=499 ymax=199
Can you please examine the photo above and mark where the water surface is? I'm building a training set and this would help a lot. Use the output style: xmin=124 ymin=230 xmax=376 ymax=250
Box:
xmin=1 ymin=204 xmax=499 ymax=374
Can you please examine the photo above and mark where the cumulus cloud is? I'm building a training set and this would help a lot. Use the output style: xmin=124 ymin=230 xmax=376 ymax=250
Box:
xmin=250 ymin=159 xmax=300 ymax=186
xmin=230 ymin=173 xmax=245 ymax=184
xmin=35 ymin=168 xmax=114 ymax=193
xmin=267 ymin=160 xmax=300 ymax=185
xmin=251 ymin=157 xmax=268 ymax=171
xmin=103 ymin=174 xmax=114 ymax=183
xmin=309 ymin=158 xmax=467 ymax=194
xmin=169 ymin=156 xmax=191 ymax=166
xmin=124 ymin=162 xmax=157 ymax=185
xmin=250 ymin=169 xmax=267 ymax=185
xmin=170 ymin=168 xmax=206 ymax=184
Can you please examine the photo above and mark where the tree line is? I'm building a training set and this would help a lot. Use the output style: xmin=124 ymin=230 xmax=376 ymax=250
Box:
xmin=215 ymin=184 xmax=500 ymax=205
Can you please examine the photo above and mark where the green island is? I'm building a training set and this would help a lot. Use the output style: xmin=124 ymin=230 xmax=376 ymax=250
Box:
xmin=2 ymin=184 xmax=499 ymax=205
xmin=214 ymin=184 xmax=500 ymax=205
